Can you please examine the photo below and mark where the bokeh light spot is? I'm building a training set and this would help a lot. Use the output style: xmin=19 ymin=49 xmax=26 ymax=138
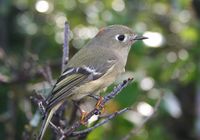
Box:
xmin=163 ymin=92 xmax=182 ymax=118
xmin=143 ymin=31 xmax=164 ymax=47
xmin=78 ymin=0 xmax=88 ymax=3
xmin=178 ymin=49 xmax=189 ymax=60
xmin=137 ymin=102 xmax=154 ymax=117
xmin=124 ymin=111 xmax=143 ymax=126
xmin=74 ymin=26 xmax=98 ymax=40
xmin=112 ymin=0 xmax=125 ymax=12
xmin=153 ymin=3 xmax=168 ymax=15
xmin=148 ymin=88 xmax=161 ymax=99
xmin=64 ymin=0 xmax=76 ymax=10
xmin=55 ymin=31 xmax=64 ymax=44
xmin=26 ymin=23 xmax=38 ymax=35
xmin=35 ymin=0 xmax=49 ymax=13
xmin=179 ymin=10 xmax=191 ymax=23
xmin=102 ymin=10 xmax=113 ymax=22
xmin=166 ymin=52 xmax=177 ymax=63
xmin=54 ymin=13 xmax=67 ymax=28
xmin=140 ymin=77 xmax=154 ymax=91
xmin=135 ymin=22 xmax=147 ymax=32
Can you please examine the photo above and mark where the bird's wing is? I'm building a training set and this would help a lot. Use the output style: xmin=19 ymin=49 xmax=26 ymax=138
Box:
xmin=45 ymin=59 xmax=116 ymax=111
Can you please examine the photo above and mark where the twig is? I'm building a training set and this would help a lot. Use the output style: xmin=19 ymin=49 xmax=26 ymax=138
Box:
xmin=102 ymin=78 xmax=133 ymax=104
xmin=71 ymin=107 xmax=131 ymax=137
xmin=53 ymin=101 xmax=68 ymax=129
xmin=122 ymin=96 xmax=162 ymax=140
xmin=45 ymin=63 xmax=54 ymax=85
xmin=68 ymin=104 xmax=79 ymax=125
xmin=49 ymin=121 xmax=65 ymax=135
xmin=38 ymin=64 xmax=54 ymax=86
xmin=29 ymin=78 xmax=132 ymax=139
xmin=25 ymin=22 xmax=70 ymax=140
xmin=62 ymin=21 xmax=70 ymax=73
xmin=53 ymin=22 xmax=70 ymax=137
xmin=59 ymin=78 xmax=133 ymax=138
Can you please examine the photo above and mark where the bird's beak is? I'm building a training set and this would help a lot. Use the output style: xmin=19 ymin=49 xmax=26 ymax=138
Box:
xmin=133 ymin=35 xmax=148 ymax=40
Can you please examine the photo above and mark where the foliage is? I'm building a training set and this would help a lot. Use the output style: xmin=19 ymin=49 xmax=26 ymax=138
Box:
xmin=0 ymin=0 xmax=200 ymax=140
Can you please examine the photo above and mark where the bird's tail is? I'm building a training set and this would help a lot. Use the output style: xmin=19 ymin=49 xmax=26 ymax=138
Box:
xmin=37 ymin=110 xmax=53 ymax=140
xmin=38 ymin=103 xmax=61 ymax=140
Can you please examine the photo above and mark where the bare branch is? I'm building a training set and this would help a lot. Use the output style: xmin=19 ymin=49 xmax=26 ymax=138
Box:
xmin=56 ymin=78 xmax=133 ymax=138
xmin=62 ymin=21 xmax=70 ymax=73
xmin=122 ymin=96 xmax=162 ymax=140
xmin=71 ymin=107 xmax=131 ymax=137
xmin=41 ymin=77 xmax=134 ymax=139
xmin=45 ymin=64 xmax=54 ymax=85
xmin=30 ymin=91 xmax=47 ymax=115
xmin=26 ymin=22 xmax=71 ymax=139
xmin=101 ymin=78 xmax=134 ymax=107
xmin=38 ymin=64 xmax=54 ymax=86
xmin=48 ymin=22 xmax=70 ymax=139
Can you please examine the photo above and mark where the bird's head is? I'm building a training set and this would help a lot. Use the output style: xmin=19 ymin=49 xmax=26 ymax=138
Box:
xmin=92 ymin=25 xmax=148 ymax=49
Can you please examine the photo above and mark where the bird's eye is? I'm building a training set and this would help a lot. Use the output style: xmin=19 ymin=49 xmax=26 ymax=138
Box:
xmin=115 ymin=34 xmax=126 ymax=42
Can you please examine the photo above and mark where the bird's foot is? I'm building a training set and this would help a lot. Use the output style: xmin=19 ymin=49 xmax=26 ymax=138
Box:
xmin=95 ymin=96 xmax=105 ymax=112
xmin=80 ymin=111 xmax=88 ymax=125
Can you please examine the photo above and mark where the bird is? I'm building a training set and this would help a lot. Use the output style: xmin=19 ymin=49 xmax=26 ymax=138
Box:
xmin=38 ymin=25 xmax=147 ymax=140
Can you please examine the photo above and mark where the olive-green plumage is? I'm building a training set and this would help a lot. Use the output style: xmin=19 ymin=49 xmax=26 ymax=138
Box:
xmin=38 ymin=25 xmax=147 ymax=140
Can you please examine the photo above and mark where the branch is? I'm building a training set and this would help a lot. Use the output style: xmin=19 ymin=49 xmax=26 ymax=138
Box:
xmin=30 ymin=91 xmax=46 ymax=115
xmin=53 ymin=22 xmax=70 ymax=137
xmin=24 ymin=22 xmax=71 ymax=140
xmin=38 ymin=64 xmax=54 ymax=86
xmin=122 ymin=95 xmax=162 ymax=140
xmin=27 ymin=21 xmax=70 ymax=129
xmin=71 ymin=107 xmax=131 ymax=137
xmin=56 ymin=78 xmax=133 ymax=139
xmin=62 ymin=21 xmax=70 ymax=73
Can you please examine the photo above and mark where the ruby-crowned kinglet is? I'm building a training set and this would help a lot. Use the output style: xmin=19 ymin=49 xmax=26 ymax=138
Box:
xmin=38 ymin=25 xmax=147 ymax=140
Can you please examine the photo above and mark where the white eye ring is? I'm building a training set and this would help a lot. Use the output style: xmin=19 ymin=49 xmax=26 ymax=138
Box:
xmin=115 ymin=34 xmax=127 ymax=42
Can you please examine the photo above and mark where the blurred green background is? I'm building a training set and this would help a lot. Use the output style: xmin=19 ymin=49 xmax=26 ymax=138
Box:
xmin=0 ymin=0 xmax=200 ymax=140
